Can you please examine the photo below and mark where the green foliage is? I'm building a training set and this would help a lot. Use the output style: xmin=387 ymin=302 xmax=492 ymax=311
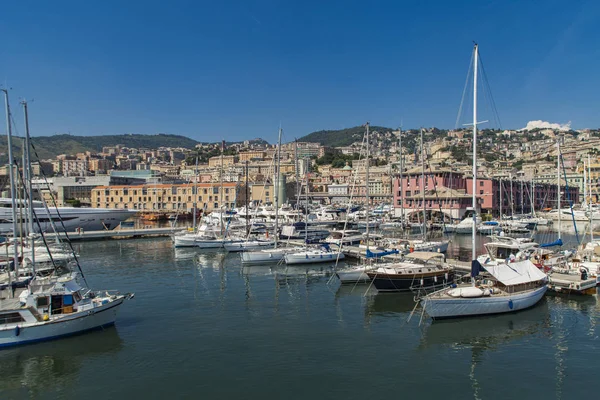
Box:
xmin=0 ymin=133 xmax=200 ymax=163
xmin=65 ymin=199 xmax=81 ymax=207
xmin=315 ymin=149 xmax=360 ymax=168
xmin=298 ymin=125 xmax=393 ymax=147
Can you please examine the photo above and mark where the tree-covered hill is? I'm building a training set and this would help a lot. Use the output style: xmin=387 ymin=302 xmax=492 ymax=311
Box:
xmin=0 ymin=133 xmax=201 ymax=161
xmin=297 ymin=125 xmax=394 ymax=147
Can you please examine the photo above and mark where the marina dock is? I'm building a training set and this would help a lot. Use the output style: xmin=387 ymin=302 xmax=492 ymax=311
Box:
xmin=44 ymin=227 xmax=185 ymax=241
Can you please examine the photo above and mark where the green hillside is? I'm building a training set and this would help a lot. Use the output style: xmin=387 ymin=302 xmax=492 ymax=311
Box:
xmin=297 ymin=125 xmax=394 ymax=147
xmin=0 ymin=133 xmax=201 ymax=161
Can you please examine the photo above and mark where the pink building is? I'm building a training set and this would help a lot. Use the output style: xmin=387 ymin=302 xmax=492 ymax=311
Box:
xmin=394 ymin=169 xmax=578 ymax=220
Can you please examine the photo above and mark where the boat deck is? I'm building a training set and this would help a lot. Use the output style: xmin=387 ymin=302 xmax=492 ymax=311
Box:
xmin=548 ymin=272 xmax=597 ymax=295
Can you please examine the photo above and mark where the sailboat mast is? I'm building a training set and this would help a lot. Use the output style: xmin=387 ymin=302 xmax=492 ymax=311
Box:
xmin=471 ymin=44 xmax=478 ymax=262
xmin=245 ymin=160 xmax=249 ymax=236
xmin=557 ymin=140 xmax=561 ymax=240
xmin=365 ymin=123 xmax=370 ymax=249
xmin=499 ymin=178 xmax=503 ymax=224
xmin=220 ymin=140 xmax=224 ymax=235
xmin=421 ymin=128 xmax=427 ymax=239
xmin=274 ymin=127 xmax=282 ymax=248
xmin=2 ymin=89 xmax=19 ymax=275
xmin=22 ymin=100 xmax=35 ymax=272
xmin=399 ymin=126 xmax=404 ymax=222
xmin=589 ymin=154 xmax=593 ymax=242
xmin=304 ymin=157 xmax=309 ymax=244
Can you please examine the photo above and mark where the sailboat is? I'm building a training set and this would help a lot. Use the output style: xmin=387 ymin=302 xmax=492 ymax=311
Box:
xmin=283 ymin=158 xmax=345 ymax=265
xmin=240 ymin=127 xmax=303 ymax=264
xmin=0 ymin=95 xmax=133 ymax=347
xmin=173 ymin=142 xmax=237 ymax=248
xmin=420 ymin=44 xmax=548 ymax=319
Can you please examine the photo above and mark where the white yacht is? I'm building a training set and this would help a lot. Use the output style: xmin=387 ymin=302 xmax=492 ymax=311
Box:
xmin=0 ymin=198 xmax=137 ymax=234
xmin=0 ymin=273 xmax=132 ymax=347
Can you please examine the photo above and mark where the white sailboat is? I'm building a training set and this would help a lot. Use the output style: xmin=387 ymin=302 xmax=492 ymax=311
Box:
xmin=420 ymin=44 xmax=548 ymax=319
xmin=0 ymin=96 xmax=133 ymax=347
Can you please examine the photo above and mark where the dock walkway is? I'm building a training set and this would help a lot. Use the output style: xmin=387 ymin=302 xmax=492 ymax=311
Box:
xmin=44 ymin=227 xmax=185 ymax=241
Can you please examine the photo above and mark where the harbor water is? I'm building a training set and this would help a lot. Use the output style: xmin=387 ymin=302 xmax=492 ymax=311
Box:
xmin=0 ymin=234 xmax=598 ymax=399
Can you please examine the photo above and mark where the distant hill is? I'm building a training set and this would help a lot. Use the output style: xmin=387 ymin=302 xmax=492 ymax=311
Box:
xmin=297 ymin=125 xmax=394 ymax=147
xmin=0 ymin=133 xmax=201 ymax=162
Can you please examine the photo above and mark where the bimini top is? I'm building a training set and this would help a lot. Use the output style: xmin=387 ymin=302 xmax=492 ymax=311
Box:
xmin=484 ymin=260 xmax=547 ymax=286
xmin=404 ymin=252 xmax=446 ymax=262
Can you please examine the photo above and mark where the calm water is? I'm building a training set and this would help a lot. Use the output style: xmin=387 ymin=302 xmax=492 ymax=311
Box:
xmin=0 ymin=236 xmax=598 ymax=399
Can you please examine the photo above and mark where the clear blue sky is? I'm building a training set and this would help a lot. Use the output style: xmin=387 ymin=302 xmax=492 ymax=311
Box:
xmin=1 ymin=0 xmax=598 ymax=143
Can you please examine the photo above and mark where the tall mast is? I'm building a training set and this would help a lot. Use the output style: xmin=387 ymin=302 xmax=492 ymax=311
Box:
xmin=557 ymin=140 xmax=561 ymax=240
xmin=499 ymin=178 xmax=503 ymax=224
xmin=220 ymin=140 xmax=224 ymax=235
xmin=471 ymin=43 xmax=478 ymax=262
xmin=531 ymin=178 xmax=535 ymax=217
xmin=421 ymin=128 xmax=427 ymax=240
xmin=193 ymin=156 xmax=198 ymax=230
xmin=274 ymin=126 xmax=282 ymax=248
xmin=304 ymin=157 xmax=309 ymax=244
xmin=245 ymin=160 xmax=249 ymax=236
xmin=22 ymin=100 xmax=35 ymax=272
xmin=365 ymin=123 xmax=370 ymax=250
xmin=294 ymin=139 xmax=300 ymax=206
xmin=589 ymin=154 xmax=593 ymax=242
xmin=3 ymin=89 xmax=19 ymax=277
xmin=399 ymin=126 xmax=404 ymax=221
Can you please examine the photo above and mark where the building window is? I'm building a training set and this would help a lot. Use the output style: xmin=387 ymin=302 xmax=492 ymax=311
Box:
xmin=480 ymin=190 xmax=484 ymax=195
xmin=480 ymin=181 xmax=484 ymax=187
xmin=214 ymin=202 xmax=218 ymax=208
xmin=213 ymin=187 xmax=219 ymax=194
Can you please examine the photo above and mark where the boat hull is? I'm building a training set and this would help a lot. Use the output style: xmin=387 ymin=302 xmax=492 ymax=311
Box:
xmin=0 ymin=298 xmax=124 ymax=348
xmin=369 ymin=271 xmax=454 ymax=292
xmin=422 ymin=285 xmax=547 ymax=319
xmin=337 ymin=268 xmax=371 ymax=284
xmin=284 ymin=252 xmax=345 ymax=265
xmin=223 ymin=241 xmax=274 ymax=252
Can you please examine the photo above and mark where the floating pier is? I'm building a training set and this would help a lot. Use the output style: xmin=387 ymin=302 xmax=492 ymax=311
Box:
xmin=43 ymin=227 xmax=185 ymax=241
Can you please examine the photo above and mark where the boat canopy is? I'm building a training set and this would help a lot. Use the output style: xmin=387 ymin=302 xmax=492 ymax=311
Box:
xmin=404 ymin=252 xmax=445 ymax=261
xmin=539 ymin=238 xmax=563 ymax=248
xmin=366 ymin=249 xmax=400 ymax=258
xmin=484 ymin=260 xmax=547 ymax=285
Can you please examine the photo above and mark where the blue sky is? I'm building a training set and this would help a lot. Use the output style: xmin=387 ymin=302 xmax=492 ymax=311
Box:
xmin=1 ymin=0 xmax=598 ymax=143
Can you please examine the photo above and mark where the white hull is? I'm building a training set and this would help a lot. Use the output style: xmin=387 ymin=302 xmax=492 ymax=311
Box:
xmin=0 ymin=298 xmax=124 ymax=348
xmin=422 ymin=285 xmax=547 ymax=319
xmin=240 ymin=247 xmax=303 ymax=264
xmin=224 ymin=241 xmax=274 ymax=252
xmin=284 ymin=251 xmax=345 ymax=265
xmin=173 ymin=234 xmax=233 ymax=248
xmin=0 ymin=205 xmax=136 ymax=234
xmin=337 ymin=267 xmax=372 ymax=284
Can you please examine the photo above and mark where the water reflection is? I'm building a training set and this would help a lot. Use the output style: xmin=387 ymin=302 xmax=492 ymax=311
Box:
xmin=0 ymin=328 xmax=123 ymax=396
xmin=420 ymin=300 xmax=550 ymax=350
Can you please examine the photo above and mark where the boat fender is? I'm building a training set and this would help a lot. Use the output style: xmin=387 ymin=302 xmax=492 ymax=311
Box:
xmin=434 ymin=276 xmax=438 ymax=283
xmin=445 ymin=273 xmax=449 ymax=281
xmin=320 ymin=255 xmax=323 ymax=259
xmin=508 ymin=299 xmax=514 ymax=310
xmin=483 ymin=288 xmax=491 ymax=296
xmin=43 ymin=314 xmax=49 ymax=321
xmin=305 ymin=255 xmax=308 ymax=259
xmin=15 ymin=326 xmax=20 ymax=336
xmin=420 ymin=279 xmax=424 ymax=286
xmin=269 ymin=254 xmax=273 ymax=258
xmin=450 ymin=283 xmax=457 ymax=288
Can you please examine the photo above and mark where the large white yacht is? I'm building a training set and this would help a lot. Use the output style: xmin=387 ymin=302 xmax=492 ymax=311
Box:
xmin=0 ymin=198 xmax=137 ymax=234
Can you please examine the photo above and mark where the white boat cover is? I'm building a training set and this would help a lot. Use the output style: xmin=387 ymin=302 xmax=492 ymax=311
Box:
xmin=484 ymin=260 xmax=547 ymax=286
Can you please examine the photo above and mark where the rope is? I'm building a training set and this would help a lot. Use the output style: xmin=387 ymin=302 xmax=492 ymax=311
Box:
xmin=26 ymin=140 xmax=89 ymax=286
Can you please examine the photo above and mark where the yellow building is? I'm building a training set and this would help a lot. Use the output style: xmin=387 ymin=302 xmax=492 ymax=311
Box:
xmin=250 ymin=183 xmax=274 ymax=204
xmin=239 ymin=151 xmax=266 ymax=162
xmin=208 ymin=155 xmax=236 ymax=167
xmin=91 ymin=182 xmax=239 ymax=211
